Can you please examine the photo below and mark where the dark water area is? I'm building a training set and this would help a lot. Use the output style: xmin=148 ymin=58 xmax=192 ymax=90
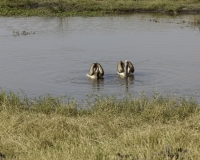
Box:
xmin=0 ymin=14 xmax=200 ymax=102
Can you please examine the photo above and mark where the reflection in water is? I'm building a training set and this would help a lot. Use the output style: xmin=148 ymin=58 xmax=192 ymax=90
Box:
xmin=117 ymin=75 xmax=134 ymax=93
xmin=87 ymin=78 xmax=104 ymax=91
xmin=190 ymin=23 xmax=200 ymax=31
xmin=57 ymin=17 xmax=68 ymax=31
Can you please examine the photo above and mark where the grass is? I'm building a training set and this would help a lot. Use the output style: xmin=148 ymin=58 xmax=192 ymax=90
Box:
xmin=0 ymin=91 xmax=200 ymax=159
xmin=0 ymin=0 xmax=200 ymax=16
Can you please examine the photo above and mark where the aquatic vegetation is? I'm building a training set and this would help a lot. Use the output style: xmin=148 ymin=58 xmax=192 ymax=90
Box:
xmin=13 ymin=30 xmax=35 ymax=36
xmin=190 ymin=15 xmax=200 ymax=25
xmin=0 ymin=91 xmax=199 ymax=159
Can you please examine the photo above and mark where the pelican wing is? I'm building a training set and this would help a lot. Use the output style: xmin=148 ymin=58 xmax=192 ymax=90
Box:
xmin=88 ymin=63 xmax=96 ymax=76
xmin=97 ymin=63 xmax=104 ymax=77
xmin=127 ymin=61 xmax=134 ymax=73
xmin=117 ymin=61 xmax=124 ymax=73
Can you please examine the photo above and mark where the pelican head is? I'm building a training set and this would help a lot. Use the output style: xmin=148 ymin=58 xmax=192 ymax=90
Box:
xmin=87 ymin=63 xmax=104 ymax=79
xmin=117 ymin=60 xmax=134 ymax=77
xmin=94 ymin=67 xmax=100 ymax=79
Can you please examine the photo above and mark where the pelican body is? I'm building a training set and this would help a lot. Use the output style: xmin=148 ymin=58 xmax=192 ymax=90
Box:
xmin=87 ymin=63 xmax=104 ymax=79
xmin=117 ymin=60 xmax=134 ymax=77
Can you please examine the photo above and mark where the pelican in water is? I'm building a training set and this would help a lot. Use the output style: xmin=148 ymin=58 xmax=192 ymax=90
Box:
xmin=87 ymin=63 xmax=104 ymax=79
xmin=117 ymin=60 xmax=134 ymax=77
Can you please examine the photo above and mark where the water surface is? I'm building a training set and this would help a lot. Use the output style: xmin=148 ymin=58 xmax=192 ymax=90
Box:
xmin=0 ymin=14 xmax=200 ymax=101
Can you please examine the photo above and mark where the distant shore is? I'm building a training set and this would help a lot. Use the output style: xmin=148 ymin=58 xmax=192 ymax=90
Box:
xmin=0 ymin=0 xmax=200 ymax=16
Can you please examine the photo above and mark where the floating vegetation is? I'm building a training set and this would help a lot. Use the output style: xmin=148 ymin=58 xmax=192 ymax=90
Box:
xmin=149 ymin=19 xmax=159 ymax=23
xmin=13 ymin=30 xmax=36 ymax=36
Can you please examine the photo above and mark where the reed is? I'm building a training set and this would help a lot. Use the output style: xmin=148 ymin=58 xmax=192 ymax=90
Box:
xmin=0 ymin=0 xmax=200 ymax=16
xmin=0 ymin=91 xmax=199 ymax=159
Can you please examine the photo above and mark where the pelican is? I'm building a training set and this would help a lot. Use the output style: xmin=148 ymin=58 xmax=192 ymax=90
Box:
xmin=117 ymin=60 xmax=134 ymax=77
xmin=86 ymin=63 xmax=104 ymax=79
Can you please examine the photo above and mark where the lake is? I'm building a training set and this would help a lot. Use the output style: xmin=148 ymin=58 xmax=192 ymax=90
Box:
xmin=0 ymin=14 xmax=200 ymax=102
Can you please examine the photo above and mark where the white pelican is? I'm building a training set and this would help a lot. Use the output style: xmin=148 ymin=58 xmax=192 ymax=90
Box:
xmin=86 ymin=63 xmax=104 ymax=79
xmin=117 ymin=60 xmax=134 ymax=77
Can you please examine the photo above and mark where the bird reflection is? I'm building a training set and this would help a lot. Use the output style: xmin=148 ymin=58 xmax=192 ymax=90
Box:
xmin=87 ymin=78 xmax=104 ymax=91
xmin=117 ymin=75 xmax=134 ymax=93
xmin=87 ymin=74 xmax=134 ymax=93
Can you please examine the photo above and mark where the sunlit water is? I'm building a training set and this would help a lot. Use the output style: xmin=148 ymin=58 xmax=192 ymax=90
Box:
xmin=0 ymin=14 xmax=200 ymax=102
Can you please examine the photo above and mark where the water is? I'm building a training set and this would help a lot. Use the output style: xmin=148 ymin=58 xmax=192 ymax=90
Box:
xmin=0 ymin=14 xmax=200 ymax=101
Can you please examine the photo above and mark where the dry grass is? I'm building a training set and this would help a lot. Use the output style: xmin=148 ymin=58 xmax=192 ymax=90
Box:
xmin=0 ymin=91 xmax=200 ymax=159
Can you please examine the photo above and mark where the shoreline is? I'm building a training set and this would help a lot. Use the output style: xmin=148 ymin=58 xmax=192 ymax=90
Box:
xmin=1 ymin=0 xmax=200 ymax=17
xmin=1 ymin=8 xmax=200 ymax=17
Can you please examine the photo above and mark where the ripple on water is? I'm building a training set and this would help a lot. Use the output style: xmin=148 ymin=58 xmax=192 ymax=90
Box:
xmin=0 ymin=15 xmax=200 ymax=102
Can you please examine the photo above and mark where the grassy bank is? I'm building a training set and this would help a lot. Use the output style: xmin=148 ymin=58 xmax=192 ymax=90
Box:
xmin=0 ymin=91 xmax=200 ymax=159
xmin=0 ymin=0 xmax=200 ymax=16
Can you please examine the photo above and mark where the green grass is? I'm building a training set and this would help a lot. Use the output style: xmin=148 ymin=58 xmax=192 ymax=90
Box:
xmin=0 ymin=91 xmax=200 ymax=159
xmin=0 ymin=0 xmax=200 ymax=16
